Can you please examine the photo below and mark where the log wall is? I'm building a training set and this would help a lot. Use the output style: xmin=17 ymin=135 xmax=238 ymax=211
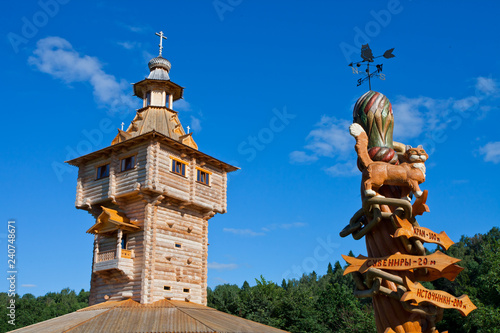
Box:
xmin=81 ymin=138 xmax=228 ymax=306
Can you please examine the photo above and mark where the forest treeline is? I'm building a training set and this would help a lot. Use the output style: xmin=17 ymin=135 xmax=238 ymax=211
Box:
xmin=208 ymin=227 xmax=500 ymax=333
xmin=0 ymin=289 xmax=89 ymax=332
xmin=1 ymin=227 xmax=498 ymax=333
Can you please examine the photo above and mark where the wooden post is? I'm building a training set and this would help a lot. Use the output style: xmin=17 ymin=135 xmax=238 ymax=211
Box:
xmin=117 ymin=229 xmax=122 ymax=260
xmin=94 ymin=234 xmax=99 ymax=263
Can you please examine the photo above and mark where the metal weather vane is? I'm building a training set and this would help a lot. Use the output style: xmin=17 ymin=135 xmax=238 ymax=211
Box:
xmin=348 ymin=44 xmax=395 ymax=90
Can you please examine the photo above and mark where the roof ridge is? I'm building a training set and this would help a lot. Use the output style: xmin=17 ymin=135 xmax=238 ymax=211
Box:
xmin=77 ymin=299 xmax=139 ymax=311
xmin=138 ymin=107 xmax=149 ymax=135
xmin=64 ymin=305 xmax=117 ymax=332
xmin=164 ymin=107 xmax=173 ymax=138
xmin=168 ymin=300 xmax=219 ymax=333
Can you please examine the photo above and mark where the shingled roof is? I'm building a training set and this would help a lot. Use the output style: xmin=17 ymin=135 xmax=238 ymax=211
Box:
xmin=10 ymin=299 xmax=289 ymax=333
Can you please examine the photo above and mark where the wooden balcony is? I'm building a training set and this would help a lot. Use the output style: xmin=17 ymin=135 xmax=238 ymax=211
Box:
xmin=96 ymin=249 xmax=132 ymax=261
xmin=93 ymin=249 xmax=134 ymax=283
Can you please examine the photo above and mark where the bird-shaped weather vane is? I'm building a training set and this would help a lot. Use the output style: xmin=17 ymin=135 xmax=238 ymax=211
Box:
xmin=348 ymin=44 xmax=395 ymax=90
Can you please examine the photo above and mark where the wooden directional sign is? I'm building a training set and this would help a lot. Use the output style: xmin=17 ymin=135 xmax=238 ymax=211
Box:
xmin=393 ymin=216 xmax=454 ymax=250
xmin=401 ymin=277 xmax=477 ymax=316
xmin=342 ymin=251 xmax=460 ymax=276
xmin=385 ymin=328 xmax=447 ymax=333
xmin=415 ymin=263 xmax=464 ymax=282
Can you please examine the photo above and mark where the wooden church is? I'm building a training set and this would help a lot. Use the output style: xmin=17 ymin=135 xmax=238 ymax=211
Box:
xmin=12 ymin=33 xmax=287 ymax=333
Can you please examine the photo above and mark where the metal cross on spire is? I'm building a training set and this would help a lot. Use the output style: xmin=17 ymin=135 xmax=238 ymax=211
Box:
xmin=348 ymin=44 xmax=395 ymax=90
xmin=155 ymin=31 xmax=168 ymax=57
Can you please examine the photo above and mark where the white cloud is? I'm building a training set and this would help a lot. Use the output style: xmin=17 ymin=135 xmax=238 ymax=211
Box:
xmin=118 ymin=23 xmax=150 ymax=34
xmin=213 ymin=277 xmax=229 ymax=284
xmin=289 ymin=151 xmax=318 ymax=164
xmin=28 ymin=37 xmax=137 ymax=112
xmin=292 ymin=76 xmax=498 ymax=176
xmin=225 ymin=222 xmax=306 ymax=235
xmin=305 ymin=116 xmax=352 ymax=157
xmin=173 ymin=99 xmax=191 ymax=111
xmin=261 ymin=222 xmax=307 ymax=232
xmin=392 ymin=80 xmax=498 ymax=143
xmin=290 ymin=116 xmax=356 ymax=177
xmin=223 ymin=228 xmax=265 ymax=237
xmin=142 ymin=50 xmax=155 ymax=63
xmin=208 ymin=262 xmax=238 ymax=271
xmin=453 ymin=96 xmax=480 ymax=112
xmin=289 ymin=116 xmax=358 ymax=177
xmin=190 ymin=116 xmax=202 ymax=132
xmin=289 ymin=116 xmax=352 ymax=161
xmin=117 ymin=41 xmax=141 ymax=50
xmin=391 ymin=97 xmax=426 ymax=140
xmin=279 ymin=222 xmax=307 ymax=229
xmin=391 ymin=96 xmax=457 ymax=141
xmin=475 ymin=77 xmax=498 ymax=96
xmin=324 ymin=162 xmax=359 ymax=177
xmin=480 ymin=142 xmax=500 ymax=163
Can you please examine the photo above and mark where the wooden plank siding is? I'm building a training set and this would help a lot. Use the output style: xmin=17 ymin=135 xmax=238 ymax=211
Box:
xmin=89 ymin=196 xmax=146 ymax=306
xmin=78 ymin=142 xmax=149 ymax=206
xmin=80 ymin=138 xmax=230 ymax=306
xmin=147 ymin=205 xmax=206 ymax=304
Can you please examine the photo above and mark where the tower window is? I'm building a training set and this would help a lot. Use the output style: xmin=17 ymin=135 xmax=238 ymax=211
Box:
xmin=164 ymin=286 xmax=171 ymax=291
xmin=146 ymin=91 xmax=151 ymax=106
xmin=165 ymin=94 xmax=170 ymax=108
xmin=96 ymin=164 xmax=110 ymax=179
xmin=171 ymin=158 xmax=187 ymax=176
xmin=121 ymin=155 xmax=136 ymax=172
xmin=196 ymin=168 xmax=211 ymax=186
xmin=183 ymin=288 xmax=190 ymax=293
xmin=175 ymin=243 xmax=182 ymax=248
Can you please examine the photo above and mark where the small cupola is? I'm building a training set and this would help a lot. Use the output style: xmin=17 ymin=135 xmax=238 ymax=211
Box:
xmin=112 ymin=31 xmax=195 ymax=149
xmin=133 ymin=31 xmax=184 ymax=109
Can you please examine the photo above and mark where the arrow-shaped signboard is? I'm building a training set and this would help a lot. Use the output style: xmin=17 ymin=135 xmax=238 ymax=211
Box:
xmin=401 ymin=277 xmax=477 ymax=316
xmin=342 ymin=251 xmax=460 ymax=276
xmin=393 ymin=216 xmax=454 ymax=250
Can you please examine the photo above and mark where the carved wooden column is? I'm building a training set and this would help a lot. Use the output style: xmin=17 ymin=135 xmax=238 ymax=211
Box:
xmin=117 ymin=229 xmax=123 ymax=260
xmin=94 ymin=234 xmax=99 ymax=264
xmin=340 ymin=91 xmax=475 ymax=333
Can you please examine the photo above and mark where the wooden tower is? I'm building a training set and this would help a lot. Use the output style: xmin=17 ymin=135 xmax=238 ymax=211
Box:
xmin=67 ymin=35 xmax=238 ymax=306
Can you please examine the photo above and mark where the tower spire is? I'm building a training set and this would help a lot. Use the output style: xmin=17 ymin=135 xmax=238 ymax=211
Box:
xmin=155 ymin=31 xmax=167 ymax=57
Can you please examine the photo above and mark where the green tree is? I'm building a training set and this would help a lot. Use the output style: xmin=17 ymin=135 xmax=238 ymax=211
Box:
xmin=435 ymin=227 xmax=500 ymax=333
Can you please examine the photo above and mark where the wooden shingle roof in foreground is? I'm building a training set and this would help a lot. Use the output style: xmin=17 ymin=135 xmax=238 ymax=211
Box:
xmin=10 ymin=299 xmax=289 ymax=333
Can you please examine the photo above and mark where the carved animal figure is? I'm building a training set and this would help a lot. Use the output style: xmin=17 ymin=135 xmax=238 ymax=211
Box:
xmin=349 ymin=123 xmax=428 ymax=198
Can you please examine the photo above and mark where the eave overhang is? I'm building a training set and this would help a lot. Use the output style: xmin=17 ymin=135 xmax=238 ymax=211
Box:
xmin=65 ymin=130 xmax=239 ymax=172
xmin=133 ymin=78 xmax=184 ymax=101
xmin=87 ymin=207 xmax=140 ymax=234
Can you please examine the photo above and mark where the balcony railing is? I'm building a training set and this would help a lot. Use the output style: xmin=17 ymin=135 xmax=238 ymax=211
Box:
xmin=97 ymin=250 xmax=116 ymax=262
xmin=96 ymin=249 xmax=133 ymax=262
xmin=121 ymin=249 xmax=132 ymax=259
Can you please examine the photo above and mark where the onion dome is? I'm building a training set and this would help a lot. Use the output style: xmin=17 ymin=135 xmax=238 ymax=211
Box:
xmin=147 ymin=56 xmax=171 ymax=80
xmin=148 ymin=56 xmax=171 ymax=72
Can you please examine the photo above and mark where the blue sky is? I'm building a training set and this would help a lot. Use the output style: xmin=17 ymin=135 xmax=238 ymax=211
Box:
xmin=1 ymin=0 xmax=499 ymax=296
